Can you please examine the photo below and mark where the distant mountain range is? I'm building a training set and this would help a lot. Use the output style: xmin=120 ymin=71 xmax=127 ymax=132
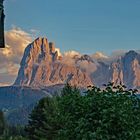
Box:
xmin=0 ymin=37 xmax=140 ymax=125
xmin=14 ymin=37 xmax=140 ymax=90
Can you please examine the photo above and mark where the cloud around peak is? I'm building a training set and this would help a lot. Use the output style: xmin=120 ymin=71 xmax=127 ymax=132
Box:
xmin=0 ymin=26 xmax=33 ymax=85
xmin=0 ymin=27 xmax=135 ymax=86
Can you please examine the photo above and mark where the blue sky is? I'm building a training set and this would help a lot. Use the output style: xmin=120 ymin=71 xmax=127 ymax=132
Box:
xmin=4 ymin=0 xmax=140 ymax=55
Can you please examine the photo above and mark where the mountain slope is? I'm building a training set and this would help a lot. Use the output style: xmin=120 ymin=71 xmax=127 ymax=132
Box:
xmin=14 ymin=37 xmax=92 ymax=88
xmin=14 ymin=37 xmax=140 ymax=91
xmin=0 ymin=37 xmax=140 ymax=125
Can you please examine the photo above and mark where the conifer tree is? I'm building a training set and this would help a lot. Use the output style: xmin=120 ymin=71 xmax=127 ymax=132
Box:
xmin=26 ymin=83 xmax=140 ymax=140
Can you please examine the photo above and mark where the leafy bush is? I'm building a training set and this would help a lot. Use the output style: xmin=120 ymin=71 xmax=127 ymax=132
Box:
xmin=26 ymin=83 xmax=140 ymax=140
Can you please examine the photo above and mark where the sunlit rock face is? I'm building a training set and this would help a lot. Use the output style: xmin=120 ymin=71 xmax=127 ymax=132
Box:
xmin=14 ymin=37 xmax=92 ymax=88
xmin=1 ymin=38 xmax=140 ymax=126
xmin=91 ymin=61 xmax=111 ymax=87
xmin=14 ymin=37 xmax=140 ymax=91
xmin=122 ymin=50 xmax=140 ymax=89
xmin=110 ymin=58 xmax=124 ymax=85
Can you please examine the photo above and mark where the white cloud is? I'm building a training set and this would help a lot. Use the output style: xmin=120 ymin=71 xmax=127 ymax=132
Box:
xmin=91 ymin=52 xmax=108 ymax=59
xmin=5 ymin=27 xmax=32 ymax=57
xmin=0 ymin=26 xmax=33 ymax=86
xmin=0 ymin=83 xmax=9 ymax=87
xmin=60 ymin=51 xmax=81 ymax=66
xmin=63 ymin=50 xmax=81 ymax=58
xmin=55 ymin=48 xmax=62 ymax=56
xmin=30 ymin=29 xmax=40 ymax=38
xmin=77 ymin=60 xmax=97 ymax=74
xmin=0 ymin=27 xmax=132 ymax=87
xmin=111 ymin=50 xmax=126 ymax=58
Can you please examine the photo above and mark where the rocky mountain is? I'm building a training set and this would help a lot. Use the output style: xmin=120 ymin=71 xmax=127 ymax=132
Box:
xmin=122 ymin=50 xmax=140 ymax=89
xmin=14 ymin=37 xmax=140 ymax=91
xmin=14 ymin=37 xmax=92 ymax=88
xmin=92 ymin=51 xmax=140 ymax=90
xmin=0 ymin=37 xmax=140 ymax=125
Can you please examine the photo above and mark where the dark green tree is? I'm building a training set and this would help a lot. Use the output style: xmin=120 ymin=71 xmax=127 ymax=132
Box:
xmin=70 ymin=83 xmax=140 ymax=140
xmin=57 ymin=84 xmax=85 ymax=139
xmin=26 ymin=83 xmax=140 ymax=140
xmin=26 ymin=96 xmax=61 ymax=140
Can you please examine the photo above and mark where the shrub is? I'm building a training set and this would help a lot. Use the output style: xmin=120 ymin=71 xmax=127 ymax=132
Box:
xmin=26 ymin=83 xmax=140 ymax=140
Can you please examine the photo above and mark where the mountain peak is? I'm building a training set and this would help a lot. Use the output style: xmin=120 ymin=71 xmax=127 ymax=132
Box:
xmin=33 ymin=37 xmax=48 ymax=47
xmin=78 ymin=55 xmax=94 ymax=63
xmin=125 ymin=50 xmax=138 ymax=57
xmin=122 ymin=50 xmax=140 ymax=64
xmin=14 ymin=37 xmax=60 ymax=86
xmin=23 ymin=37 xmax=58 ymax=63
xmin=32 ymin=37 xmax=49 ymax=53
xmin=13 ymin=37 xmax=140 ymax=91
xmin=14 ymin=38 xmax=92 ymax=87
xmin=31 ymin=37 xmax=56 ymax=53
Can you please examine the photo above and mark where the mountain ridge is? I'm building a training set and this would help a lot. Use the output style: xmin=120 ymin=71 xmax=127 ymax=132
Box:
xmin=0 ymin=37 xmax=140 ymax=125
xmin=13 ymin=37 xmax=140 ymax=91
xmin=14 ymin=37 xmax=93 ymax=88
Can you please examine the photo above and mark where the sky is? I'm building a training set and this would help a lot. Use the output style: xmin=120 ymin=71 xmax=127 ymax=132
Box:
xmin=0 ymin=0 xmax=140 ymax=85
xmin=5 ymin=0 xmax=140 ymax=54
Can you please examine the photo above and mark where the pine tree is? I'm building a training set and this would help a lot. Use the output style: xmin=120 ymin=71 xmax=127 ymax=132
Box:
xmin=26 ymin=97 xmax=61 ymax=140
xmin=26 ymin=83 xmax=140 ymax=140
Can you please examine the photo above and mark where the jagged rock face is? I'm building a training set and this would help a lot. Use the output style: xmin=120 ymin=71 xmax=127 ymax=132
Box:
xmin=106 ymin=51 xmax=140 ymax=89
xmin=90 ymin=51 xmax=140 ymax=90
xmin=14 ymin=37 xmax=140 ymax=90
xmin=91 ymin=62 xmax=112 ymax=87
xmin=122 ymin=51 xmax=140 ymax=88
xmin=110 ymin=58 xmax=124 ymax=85
xmin=14 ymin=37 xmax=92 ymax=87
xmin=14 ymin=37 xmax=58 ymax=86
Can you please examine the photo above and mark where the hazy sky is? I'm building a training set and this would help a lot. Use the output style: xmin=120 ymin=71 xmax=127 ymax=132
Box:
xmin=5 ymin=0 xmax=140 ymax=55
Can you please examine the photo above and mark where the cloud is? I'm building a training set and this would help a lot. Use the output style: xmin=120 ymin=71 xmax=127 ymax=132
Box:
xmin=105 ymin=50 xmax=127 ymax=63
xmin=55 ymin=48 xmax=62 ymax=56
xmin=0 ymin=26 xmax=33 ymax=86
xmin=5 ymin=27 xmax=32 ymax=58
xmin=77 ymin=60 xmax=97 ymax=74
xmin=91 ymin=52 xmax=108 ymax=60
xmin=61 ymin=51 xmax=81 ymax=65
xmin=111 ymin=50 xmax=126 ymax=58
xmin=30 ymin=29 xmax=40 ymax=38
xmin=0 ymin=83 xmax=9 ymax=87
xmin=0 ymin=27 xmax=132 ymax=87
xmin=63 ymin=50 xmax=81 ymax=58
xmin=60 ymin=51 xmax=98 ymax=74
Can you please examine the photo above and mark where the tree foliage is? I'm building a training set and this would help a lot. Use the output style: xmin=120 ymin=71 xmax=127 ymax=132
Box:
xmin=26 ymin=83 xmax=140 ymax=140
xmin=26 ymin=96 xmax=61 ymax=140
